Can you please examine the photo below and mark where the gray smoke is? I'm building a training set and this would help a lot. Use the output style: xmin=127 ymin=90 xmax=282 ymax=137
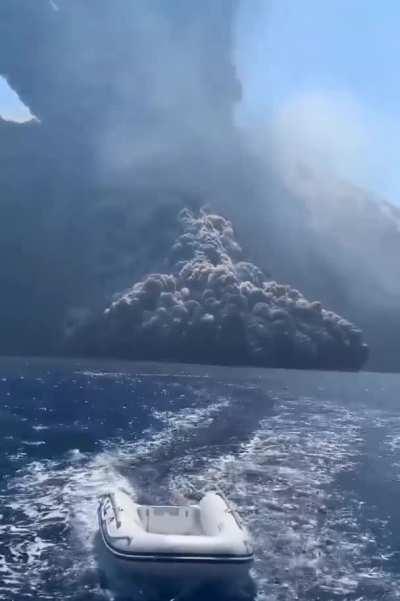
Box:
xmin=72 ymin=209 xmax=368 ymax=370
xmin=0 ymin=1 xmax=396 ymax=370
xmin=0 ymin=0 xmax=246 ymax=355
xmin=0 ymin=0 xmax=242 ymax=188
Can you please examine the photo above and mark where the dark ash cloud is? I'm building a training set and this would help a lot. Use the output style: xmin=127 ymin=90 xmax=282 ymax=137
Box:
xmin=71 ymin=209 xmax=368 ymax=370
xmin=0 ymin=0 xmax=244 ymax=355
xmin=0 ymin=1 xmax=397 ymax=370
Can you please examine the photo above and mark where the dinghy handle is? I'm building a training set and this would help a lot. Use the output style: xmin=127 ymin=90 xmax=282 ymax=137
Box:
xmin=98 ymin=495 xmax=133 ymax=546
xmin=99 ymin=493 xmax=122 ymax=529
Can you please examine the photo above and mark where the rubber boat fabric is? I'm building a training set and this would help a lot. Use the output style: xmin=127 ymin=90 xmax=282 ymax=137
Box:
xmin=98 ymin=489 xmax=254 ymax=566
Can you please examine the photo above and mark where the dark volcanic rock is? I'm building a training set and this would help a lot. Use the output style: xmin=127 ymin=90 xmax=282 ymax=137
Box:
xmin=72 ymin=209 xmax=369 ymax=370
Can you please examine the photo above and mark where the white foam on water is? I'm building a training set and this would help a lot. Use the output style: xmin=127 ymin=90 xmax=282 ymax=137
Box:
xmin=151 ymin=397 xmax=231 ymax=433
xmin=79 ymin=370 xmax=127 ymax=379
xmin=3 ymin=381 xmax=400 ymax=601
xmin=380 ymin=414 xmax=400 ymax=483
xmin=99 ymin=396 xmax=232 ymax=469
xmin=32 ymin=425 xmax=49 ymax=432
xmin=0 ymin=450 xmax=133 ymax=600
xmin=167 ymin=397 xmax=400 ymax=600
xmin=0 ymin=393 xmax=232 ymax=600
xmin=79 ymin=369 xmax=212 ymax=380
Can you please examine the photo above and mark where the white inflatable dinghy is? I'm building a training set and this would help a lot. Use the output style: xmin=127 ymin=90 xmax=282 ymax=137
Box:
xmin=98 ymin=489 xmax=253 ymax=581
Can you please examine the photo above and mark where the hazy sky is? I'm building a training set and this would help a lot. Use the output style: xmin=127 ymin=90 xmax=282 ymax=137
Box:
xmin=235 ymin=0 xmax=400 ymax=204
xmin=0 ymin=76 xmax=33 ymax=123
xmin=1 ymin=0 xmax=399 ymax=202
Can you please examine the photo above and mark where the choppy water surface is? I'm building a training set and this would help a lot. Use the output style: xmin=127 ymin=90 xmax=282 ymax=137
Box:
xmin=1 ymin=357 xmax=400 ymax=600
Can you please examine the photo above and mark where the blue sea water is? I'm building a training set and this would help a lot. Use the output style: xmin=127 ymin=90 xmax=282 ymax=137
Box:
xmin=1 ymin=357 xmax=400 ymax=600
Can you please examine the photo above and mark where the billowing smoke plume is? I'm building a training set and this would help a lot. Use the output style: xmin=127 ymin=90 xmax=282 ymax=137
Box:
xmin=0 ymin=1 xmax=397 ymax=370
xmin=0 ymin=0 xmax=246 ymax=355
xmin=72 ymin=209 xmax=368 ymax=370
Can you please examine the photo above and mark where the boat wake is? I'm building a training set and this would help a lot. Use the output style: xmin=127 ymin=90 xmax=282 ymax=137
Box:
xmin=1 ymin=369 xmax=400 ymax=600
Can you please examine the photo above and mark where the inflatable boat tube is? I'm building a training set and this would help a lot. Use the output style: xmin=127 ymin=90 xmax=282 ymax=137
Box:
xmin=98 ymin=489 xmax=254 ymax=580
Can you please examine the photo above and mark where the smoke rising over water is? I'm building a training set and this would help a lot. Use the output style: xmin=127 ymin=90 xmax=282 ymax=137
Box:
xmin=72 ymin=208 xmax=368 ymax=370
xmin=0 ymin=1 xmax=399 ymax=368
